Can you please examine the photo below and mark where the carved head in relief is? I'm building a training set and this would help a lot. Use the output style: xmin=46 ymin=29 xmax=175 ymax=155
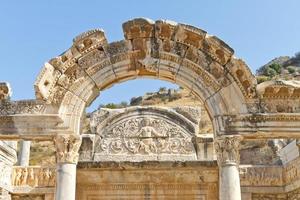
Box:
xmin=140 ymin=118 xmax=151 ymax=127
xmin=87 ymin=106 xmax=199 ymax=162
xmin=0 ymin=82 xmax=12 ymax=100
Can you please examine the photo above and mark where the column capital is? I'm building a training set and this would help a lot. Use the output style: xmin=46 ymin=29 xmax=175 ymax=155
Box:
xmin=55 ymin=134 xmax=82 ymax=164
xmin=214 ymin=136 xmax=241 ymax=167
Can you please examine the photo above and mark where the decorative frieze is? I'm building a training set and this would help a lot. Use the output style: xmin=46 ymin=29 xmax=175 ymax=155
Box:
xmin=12 ymin=166 xmax=55 ymax=187
xmin=284 ymin=156 xmax=300 ymax=185
xmin=252 ymin=187 xmax=300 ymax=200
xmin=55 ymin=134 xmax=82 ymax=164
xmin=0 ymin=101 xmax=45 ymax=116
xmin=240 ymin=166 xmax=283 ymax=186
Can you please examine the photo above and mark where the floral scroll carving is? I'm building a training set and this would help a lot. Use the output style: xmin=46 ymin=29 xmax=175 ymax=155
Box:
xmin=90 ymin=107 xmax=199 ymax=162
xmin=95 ymin=117 xmax=194 ymax=156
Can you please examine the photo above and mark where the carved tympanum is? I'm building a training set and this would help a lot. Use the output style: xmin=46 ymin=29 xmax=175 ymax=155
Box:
xmin=214 ymin=136 xmax=241 ymax=166
xmin=55 ymin=134 xmax=82 ymax=164
xmin=91 ymin=107 xmax=198 ymax=161
xmin=95 ymin=117 xmax=194 ymax=155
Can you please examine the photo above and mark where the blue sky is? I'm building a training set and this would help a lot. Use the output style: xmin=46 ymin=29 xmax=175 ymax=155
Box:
xmin=0 ymin=1 xmax=299 ymax=109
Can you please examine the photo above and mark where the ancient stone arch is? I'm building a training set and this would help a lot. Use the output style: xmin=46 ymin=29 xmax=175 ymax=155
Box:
xmin=33 ymin=18 xmax=256 ymax=137
xmin=0 ymin=18 xmax=300 ymax=200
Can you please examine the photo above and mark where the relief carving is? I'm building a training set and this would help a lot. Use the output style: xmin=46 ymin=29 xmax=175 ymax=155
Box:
xmin=0 ymin=101 xmax=45 ymax=115
xmin=55 ymin=134 xmax=82 ymax=164
xmin=260 ymin=99 xmax=300 ymax=113
xmin=11 ymin=194 xmax=45 ymax=200
xmin=0 ymin=82 xmax=12 ymax=101
xmin=252 ymin=187 xmax=300 ymax=200
xmin=0 ymin=163 xmax=12 ymax=186
xmin=240 ymin=166 xmax=283 ymax=186
xmin=215 ymin=136 xmax=241 ymax=166
xmin=95 ymin=117 xmax=194 ymax=156
xmin=284 ymin=157 xmax=300 ymax=184
xmin=252 ymin=193 xmax=287 ymax=200
xmin=12 ymin=167 xmax=55 ymax=187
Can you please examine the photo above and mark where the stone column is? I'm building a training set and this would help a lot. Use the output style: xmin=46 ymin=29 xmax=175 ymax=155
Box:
xmin=55 ymin=134 xmax=82 ymax=200
xmin=215 ymin=136 xmax=241 ymax=200
xmin=17 ymin=140 xmax=31 ymax=166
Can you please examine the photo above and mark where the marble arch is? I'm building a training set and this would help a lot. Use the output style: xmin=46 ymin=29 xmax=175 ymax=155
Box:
xmin=34 ymin=18 xmax=255 ymax=137
xmin=0 ymin=18 xmax=300 ymax=200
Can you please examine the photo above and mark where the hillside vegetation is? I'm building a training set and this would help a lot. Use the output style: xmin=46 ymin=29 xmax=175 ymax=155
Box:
xmin=256 ymin=52 xmax=300 ymax=83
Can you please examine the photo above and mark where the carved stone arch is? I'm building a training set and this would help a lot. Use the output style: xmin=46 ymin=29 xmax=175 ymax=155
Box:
xmin=34 ymin=18 xmax=257 ymax=136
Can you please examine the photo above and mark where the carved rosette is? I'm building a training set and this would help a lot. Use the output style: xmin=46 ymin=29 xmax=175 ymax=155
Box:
xmin=214 ymin=136 xmax=241 ymax=166
xmin=55 ymin=134 xmax=82 ymax=164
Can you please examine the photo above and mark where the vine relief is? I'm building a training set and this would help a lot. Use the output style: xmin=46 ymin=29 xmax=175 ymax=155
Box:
xmin=94 ymin=117 xmax=197 ymax=161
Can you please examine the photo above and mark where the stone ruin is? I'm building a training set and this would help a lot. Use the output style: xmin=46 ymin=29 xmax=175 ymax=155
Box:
xmin=0 ymin=18 xmax=300 ymax=200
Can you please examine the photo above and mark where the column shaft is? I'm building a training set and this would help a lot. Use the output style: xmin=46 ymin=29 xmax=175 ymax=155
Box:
xmin=215 ymin=136 xmax=241 ymax=200
xmin=56 ymin=163 xmax=77 ymax=200
xmin=17 ymin=140 xmax=31 ymax=166
xmin=219 ymin=165 xmax=241 ymax=200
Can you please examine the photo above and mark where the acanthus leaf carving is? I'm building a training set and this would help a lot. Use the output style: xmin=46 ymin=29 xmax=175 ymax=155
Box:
xmin=55 ymin=134 xmax=82 ymax=164
xmin=214 ymin=136 xmax=241 ymax=166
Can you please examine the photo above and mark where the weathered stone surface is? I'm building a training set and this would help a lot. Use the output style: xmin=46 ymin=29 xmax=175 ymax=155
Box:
xmin=215 ymin=136 xmax=241 ymax=166
xmin=89 ymin=106 xmax=199 ymax=162
xmin=12 ymin=166 xmax=55 ymax=188
xmin=0 ymin=82 xmax=12 ymax=101
xmin=2 ymin=17 xmax=300 ymax=200
xmin=55 ymin=134 xmax=82 ymax=164
xmin=76 ymin=161 xmax=218 ymax=200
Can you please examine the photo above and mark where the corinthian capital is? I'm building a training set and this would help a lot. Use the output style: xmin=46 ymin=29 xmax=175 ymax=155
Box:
xmin=55 ymin=134 xmax=82 ymax=164
xmin=214 ymin=136 xmax=241 ymax=166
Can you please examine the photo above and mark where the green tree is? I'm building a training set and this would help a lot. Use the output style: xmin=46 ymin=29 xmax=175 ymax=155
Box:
xmin=264 ymin=66 xmax=277 ymax=77
xmin=104 ymin=103 xmax=117 ymax=109
xmin=159 ymin=87 xmax=167 ymax=92
xmin=269 ymin=63 xmax=281 ymax=74
xmin=120 ymin=101 xmax=128 ymax=108
xmin=287 ymin=66 xmax=296 ymax=74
